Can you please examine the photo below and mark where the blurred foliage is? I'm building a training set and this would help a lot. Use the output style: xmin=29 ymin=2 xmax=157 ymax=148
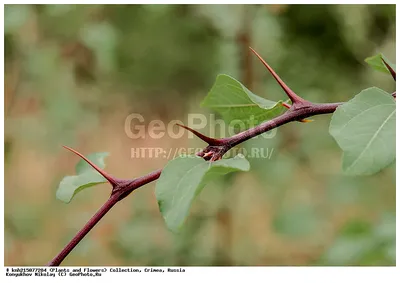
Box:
xmin=320 ymin=214 xmax=396 ymax=265
xmin=4 ymin=4 xmax=395 ymax=266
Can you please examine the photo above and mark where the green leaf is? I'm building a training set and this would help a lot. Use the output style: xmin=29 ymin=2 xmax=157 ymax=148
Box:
xmin=201 ymin=74 xmax=285 ymax=127
xmin=56 ymin=152 xmax=109 ymax=203
xmin=329 ymin=87 xmax=395 ymax=175
xmin=75 ymin=152 xmax=109 ymax=174
xmin=155 ymin=154 xmax=250 ymax=232
xmin=365 ymin=53 xmax=396 ymax=74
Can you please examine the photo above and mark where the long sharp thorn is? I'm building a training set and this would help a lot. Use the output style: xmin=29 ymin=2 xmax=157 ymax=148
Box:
xmin=63 ymin=145 xmax=118 ymax=186
xmin=381 ymin=57 xmax=396 ymax=81
xmin=176 ymin=124 xmax=222 ymax=145
xmin=249 ymin=47 xmax=306 ymax=104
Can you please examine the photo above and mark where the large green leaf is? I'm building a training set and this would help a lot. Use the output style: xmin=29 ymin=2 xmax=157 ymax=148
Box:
xmin=56 ymin=152 xmax=109 ymax=203
xmin=365 ymin=53 xmax=396 ymax=75
xmin=156 ymin=154 xmax=250 ymax=232
xmin=329 ymin=87 xmax=395 ymax=175
xmin=201 ymin=74 xmax=285 ymax=127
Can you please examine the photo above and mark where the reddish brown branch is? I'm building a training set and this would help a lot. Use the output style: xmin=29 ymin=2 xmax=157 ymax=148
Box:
xmin=50 ymin=98 xmax=339 ymax=266
xmin=47 ymin=148 xmax=163 ymax=266
xmin=48 ymin=47 xmax=389 ymax=266
xmin=47 ymin=193 xmax=120 ymax=266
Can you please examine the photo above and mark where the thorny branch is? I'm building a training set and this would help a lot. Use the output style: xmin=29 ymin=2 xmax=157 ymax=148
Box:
xmin=47 ymin=48 xmax=395 ymax=266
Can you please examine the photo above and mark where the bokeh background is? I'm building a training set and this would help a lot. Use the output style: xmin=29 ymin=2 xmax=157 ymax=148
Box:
xmin=4 ymin=4 xmax=396 ymax=266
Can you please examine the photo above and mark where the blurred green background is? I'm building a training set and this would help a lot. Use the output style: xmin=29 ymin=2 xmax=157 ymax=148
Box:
xmin=4 ymin=4 xmax=396 ymax=266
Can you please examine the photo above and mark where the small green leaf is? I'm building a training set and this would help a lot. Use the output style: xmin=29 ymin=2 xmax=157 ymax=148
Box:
xmin=329 ymin=87 xmax=395 ymax=175
xmin=365 ymin=53 xmax=396 ymax=75
xmin=56 ymin=152 xmax=109 ymax=203
xmin=75 ymin=152 xmax=109 ymax=174
xmin=201 ymin=74 xmax=285 ymax=127
xmin=56 ymin=174 xmax=107 ymax=204
xmin=156 ymin=154 xmax=250 ymax=232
